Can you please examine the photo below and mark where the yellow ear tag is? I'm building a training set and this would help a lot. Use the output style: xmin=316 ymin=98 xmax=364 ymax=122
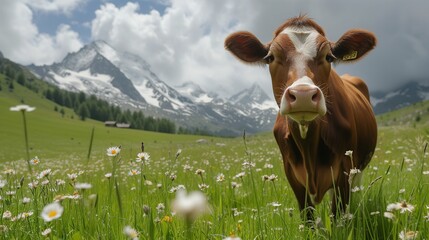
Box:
xmin=342 ymin=51 xmax=358 ymax=60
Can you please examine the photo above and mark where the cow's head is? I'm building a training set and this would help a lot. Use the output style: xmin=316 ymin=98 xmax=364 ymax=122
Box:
xmin=225 ymin=16 xmax=376 ymax=138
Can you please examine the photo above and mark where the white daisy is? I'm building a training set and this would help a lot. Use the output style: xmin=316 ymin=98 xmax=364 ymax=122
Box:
xmin=136 ymin=152 xmax=150 ymax=164
xmin=106 ymin=146 xmax=121 ymax=156
xmin=123 ymin=225 xmax=139 ymax=240
xmin=172 ymin=190 xmax=210 ymax=221
xmin=29 ymin=156 xmax=40 ymax=165
xmin=41 ymin=202 xmax=64 ymax=222
xmin=74 ymin=183 xmax=92 ymax=190
xmin=399 ymin=230 xmax=418 ymax=240
xmin=41 ymin=228 xmax=52 ymax=236
xmin=10 ymin=104 xmax=35 ymax=112
xmin=216 ymin=173 xmax=225 ymax=182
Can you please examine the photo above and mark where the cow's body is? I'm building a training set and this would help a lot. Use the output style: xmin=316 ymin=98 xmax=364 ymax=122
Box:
xmin=225 ymin=16 xmax=377 ymax=220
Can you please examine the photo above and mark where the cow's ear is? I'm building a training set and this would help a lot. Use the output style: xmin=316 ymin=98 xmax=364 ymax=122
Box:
xmin=331 ymin=30 xmax=376 ymax=63
xmin=225 ymin=31 xmax=269 ymax=64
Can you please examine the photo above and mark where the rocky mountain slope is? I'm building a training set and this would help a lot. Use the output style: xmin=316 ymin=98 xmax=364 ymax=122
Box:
xmin=27 ymin=41 xmax=278 ymax=136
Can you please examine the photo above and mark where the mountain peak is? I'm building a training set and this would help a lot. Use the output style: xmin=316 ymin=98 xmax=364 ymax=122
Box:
xmin=248 ymin=82 xmax=268 ymax=96
xmin=371 ymin=80 xmax=429 ymax=114
xmin=92 ymin=39 xmax=109 ymax=47
xmin=177 ymin=81 xmax=204 ymax=93
xmin=26 ymin=41 xmax=279 ymax=136
xmin=229 ymin=83 xmax=271 ymax=105
xmin=90 ymin=40 xmax=121 ymax=63
xmin=60 ymin=44 xmax=99 ymax=71
xmin=175 ymin=81 xmax=217 ymax=103
xmin=0 ymin=51 xmax=3 ymax=59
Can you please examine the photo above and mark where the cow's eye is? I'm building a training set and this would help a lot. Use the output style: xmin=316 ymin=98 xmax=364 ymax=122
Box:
xmin=325 ymin=53 xmax=336 ymax=63
xmin=264 ymin=53 xmax=275 ymax=64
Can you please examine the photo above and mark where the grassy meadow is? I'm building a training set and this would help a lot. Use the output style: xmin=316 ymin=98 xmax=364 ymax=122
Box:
xmin=1 ymin=80 xmax=429 ymax=239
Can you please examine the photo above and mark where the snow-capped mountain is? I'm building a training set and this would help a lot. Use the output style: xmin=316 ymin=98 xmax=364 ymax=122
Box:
xmin=21 ymin=40 xmax=429 ymax=134
xmin=27 ymin=41 xmax=278 ymax=136
xmin=371 ymin=81 xmax=429 ymax=114
xmin=175 ymin=82 xmax=219 ymax=104
xmin=230 ymin=83 xmax=277 ymax=110
xmin=28 ymin=41 xmax=144 ymax=107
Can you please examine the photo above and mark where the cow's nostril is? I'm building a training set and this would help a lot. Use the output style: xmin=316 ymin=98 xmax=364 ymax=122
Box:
xmin=312 ymin=91 xmax=320 ymax=103
xmin=286 ymin=89 xmax=297 ymax=102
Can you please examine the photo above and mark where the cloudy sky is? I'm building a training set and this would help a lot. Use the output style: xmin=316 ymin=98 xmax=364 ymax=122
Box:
xmin=1 ymin=0 xmax=428 ymax=98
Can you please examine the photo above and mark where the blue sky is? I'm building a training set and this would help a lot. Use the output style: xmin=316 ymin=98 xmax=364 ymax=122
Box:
xmin=1 ymin=0 xmax=428 ymax=97
xmin=32 ymin=0 xmax=168 ymax=42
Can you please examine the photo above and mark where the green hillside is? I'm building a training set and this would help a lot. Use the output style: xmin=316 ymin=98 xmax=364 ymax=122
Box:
xmin=2 ymin=67 xmax=429 ymax=163
xmin=376 ymin=100 xmax=429 ymax=127
xmin=0 ymin=74 xmax=227 ymax=163
xmin=1 ymin=66 xmax=429 ymax=239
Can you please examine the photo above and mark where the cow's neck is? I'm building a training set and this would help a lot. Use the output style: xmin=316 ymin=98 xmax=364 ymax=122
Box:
xmin=288 ymin=120 xmax=322 ymax=195
xmin=320 ymin=71 xmax=354 ymax=154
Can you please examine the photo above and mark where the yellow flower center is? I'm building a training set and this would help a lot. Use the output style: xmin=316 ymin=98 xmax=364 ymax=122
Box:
xmin=48 ymin=210 xmax=57 ymax=218
xmin=162 ymin=215 xmax=173 ymax=223
xmin=111 ymin=150 xmax=117 ymax=155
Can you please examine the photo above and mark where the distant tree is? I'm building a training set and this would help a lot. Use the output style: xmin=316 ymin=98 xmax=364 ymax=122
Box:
xmin=123 ymin=109 xmax=132 ymax=122
xmin=78 ymin=91 xmax=86 ymax=103
xmin=158 ymin=118 xmax=176 ymax=133
xmin=64 ymin=94 xmax=72 ymax=108
xmin=78 ymin=104 xmax=90 ymax=121
xmin=54 ymin=105 xmax=58 ymax=112
xmin=5 ymin=66 xmax=15 ymax=79
xmin=53 ymin=88 xmax=64 ymax=105
xmin=16 ymin=72 xmax=25 ymax=85
xmin=118 ymin=113 xmax=128 ymax=123
xmin=105 ymin=108 xmax=114 ymax=120
xmin=68 ymin=93 xmax=77 ymax=108
xmin=73 ymin=97 xmax=80 ymax=111
xmin=45 ymin=89 xmax=53 ymax=100
xmin=415 ymin=114 xmax=421 ymax=122
xmin=8 ymin=82 xmax=14 ymax=92
xmin=60 ymin=108 xmax=65 ymax=118
xmin=144 ymin=116 xmax=157 ymax=131
xmin=131 ymin=111 xmax=145 ymax=129
xmin=99 ymin=106 xmax=110 ymax=121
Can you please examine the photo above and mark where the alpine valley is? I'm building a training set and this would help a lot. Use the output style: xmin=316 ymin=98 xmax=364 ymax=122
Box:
xmin=24 ymin=41 xmax=429 ymax=136
xmin=27 ymin=41 xmax=278 ymax=136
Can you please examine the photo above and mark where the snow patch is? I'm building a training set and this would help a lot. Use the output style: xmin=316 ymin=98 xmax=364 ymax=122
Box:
xmin=95 ymin=41 xmax=120 ymax=63
xmin=49 ymin=69 xmax=114 ymax=93
xmin=371 ymin=91 xmax=401 ymax=107
xmin=134 ymin=79 xmax=160 ymax=107
xmin=251 ymin=100 xmax=278 ymax=110
xmin=195 ymin=94 xmax=213 ymax=103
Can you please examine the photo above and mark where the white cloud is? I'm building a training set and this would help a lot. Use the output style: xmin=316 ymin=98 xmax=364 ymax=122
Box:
xmin=24 ymin=0 xmax=86 ymax=15
xmin=91 ymin=0 xmax=429 ymax=97
xmin=2 ymin=0 xmax=428 ymax=97
xmin=0 ymin=0 xmax=83 ymax=65
xmin=90 ymin=0 xmax=273 ymax=97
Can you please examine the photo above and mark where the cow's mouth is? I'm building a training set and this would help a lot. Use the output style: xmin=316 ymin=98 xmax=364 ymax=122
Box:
xmin=287 ymin=111 xmax=319 ymax=123
xmin=285 ymin=112 xmax=320 ymax=139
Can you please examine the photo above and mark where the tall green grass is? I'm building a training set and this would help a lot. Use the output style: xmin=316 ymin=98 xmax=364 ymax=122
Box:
xmin=1 ymin=81 xmax=429 ymax=239
xmin=0 ymin=124 xmax=427 ymax=239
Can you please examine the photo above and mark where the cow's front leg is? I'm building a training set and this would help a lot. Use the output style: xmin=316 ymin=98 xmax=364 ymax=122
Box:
xmin=331 ymin=171 xmax=350 ymax=217
xmin=284 ymin=164 xmax=315 ymax=223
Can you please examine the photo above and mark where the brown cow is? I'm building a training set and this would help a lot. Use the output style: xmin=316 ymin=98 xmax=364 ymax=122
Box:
xmin=225 ymin=16 xmax=377 ymax=221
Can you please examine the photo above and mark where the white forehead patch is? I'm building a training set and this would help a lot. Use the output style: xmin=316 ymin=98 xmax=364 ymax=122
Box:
xmin=280 ymin=27 xmax=320 ymax=58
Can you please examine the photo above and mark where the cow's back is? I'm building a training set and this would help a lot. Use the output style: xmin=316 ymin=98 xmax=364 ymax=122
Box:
xmin=342 ymin=74 xmax=377 ymax=170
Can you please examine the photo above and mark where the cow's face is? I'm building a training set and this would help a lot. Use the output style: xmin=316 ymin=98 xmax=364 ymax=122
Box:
xmin=225 ymin=16 xmax=376 ymax=138
xmin=267 ymin=26 xmax=330 ymax=125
